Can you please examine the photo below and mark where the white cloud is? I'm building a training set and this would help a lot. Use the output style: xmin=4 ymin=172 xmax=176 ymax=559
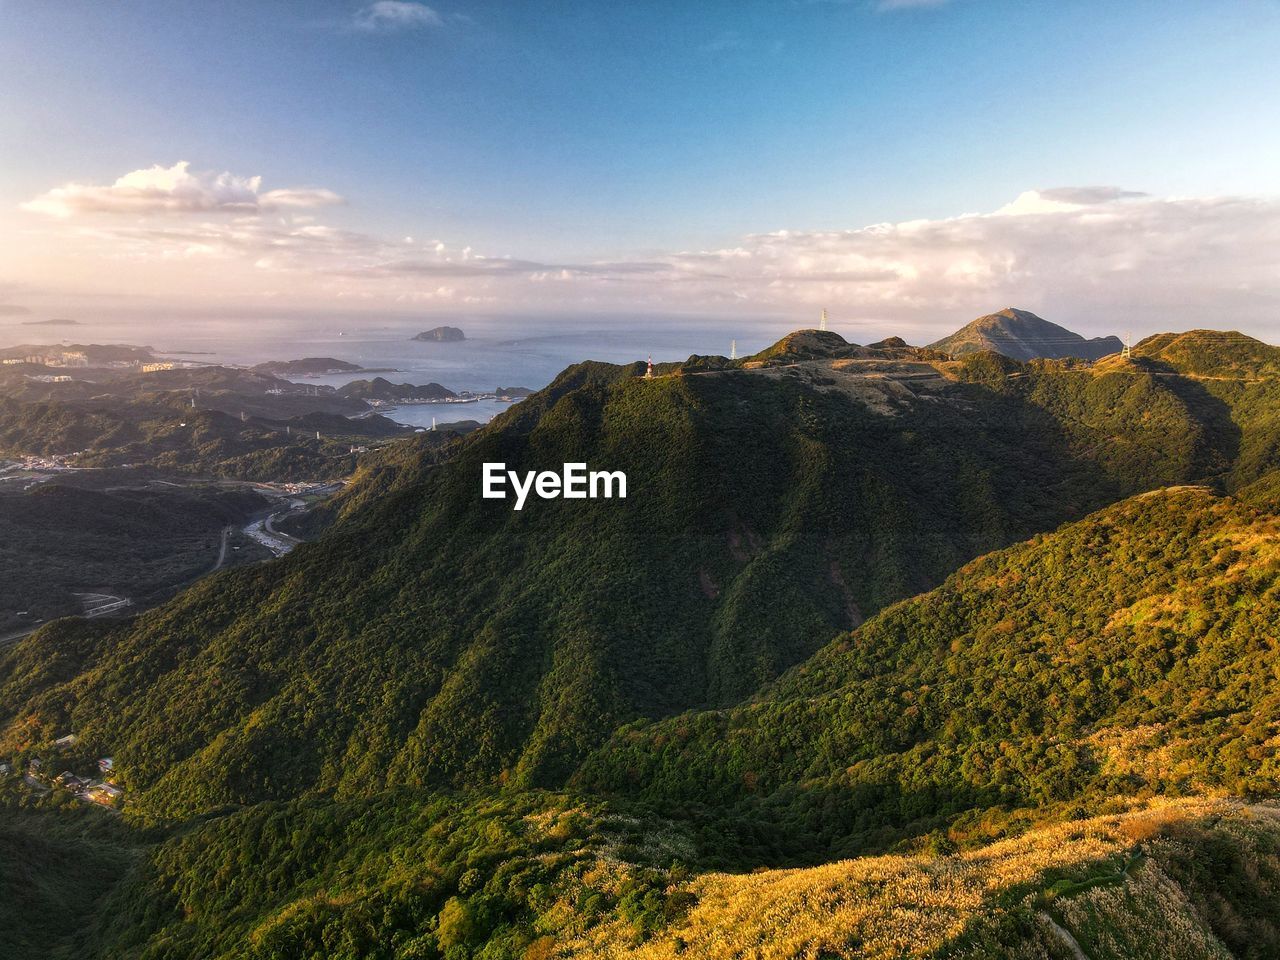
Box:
xmin=21 ymin=162 xmax=343 ymax=218
xmin=19 ymin=181 xmax=1280 ymax=338
xmin=630 ymin=188 xmax=1280 ymax=334
xmin=353 ymin=1 xmax=442 ymax=31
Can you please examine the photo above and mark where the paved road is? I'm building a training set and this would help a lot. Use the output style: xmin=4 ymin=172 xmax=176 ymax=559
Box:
xmin=244 ymin=503 xmax=305 ymax=557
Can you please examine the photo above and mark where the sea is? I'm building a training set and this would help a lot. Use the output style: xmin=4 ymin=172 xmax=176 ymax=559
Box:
xmin=2 ymin=312 xmax=797 ymax=428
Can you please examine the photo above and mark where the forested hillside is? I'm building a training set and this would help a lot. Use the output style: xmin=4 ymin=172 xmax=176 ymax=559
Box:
xmin=3 ymin=329 xmax=1280 ymax=958
xmin=578 ymin=485 xmax=1280 ymax=854
xmin=8 ymin=336 xmax=1280 ymax=819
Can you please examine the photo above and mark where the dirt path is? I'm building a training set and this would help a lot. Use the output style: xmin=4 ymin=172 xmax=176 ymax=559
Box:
xmin=210 ymin=525 xmax=231 ymax=572
xmin=1040 ymin=912 xmax=1089 ymax=960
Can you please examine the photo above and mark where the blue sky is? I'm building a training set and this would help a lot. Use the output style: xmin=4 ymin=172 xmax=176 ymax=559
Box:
xmin=3 ymin=0 xmax=1280 ymax=336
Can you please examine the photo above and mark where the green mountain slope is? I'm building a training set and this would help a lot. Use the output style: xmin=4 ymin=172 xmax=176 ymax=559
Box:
xmin=3 ymin=333 xmax=1280 ymax=821
xmin=47 ymin=790 xmax=1280 ymax=960
xmin=577 ymin=485 xmax=1280 ymax=852
xmin=929 ymin=308 xmax=1123 ymax=361
xmin=1131 ymin=329 xmax=1280 ymax=379
xmin=15 ymin=480 xmax=1280 ymax=959
xmin=3 ymin=329 xmax=1280 ymax=958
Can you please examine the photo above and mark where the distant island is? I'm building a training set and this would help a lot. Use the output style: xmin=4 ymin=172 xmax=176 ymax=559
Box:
xmin=412 ymin=326 xmax=465 ymax=342
xmin=337 ymin=377 xmax=457 ymax=404
xmin=493 ymin=386 xmax=533 ymax=398
xmin=252 ymin=358 xmax=365 ymax=377
xmin=20 ymin=318 xmax=80 ymax=326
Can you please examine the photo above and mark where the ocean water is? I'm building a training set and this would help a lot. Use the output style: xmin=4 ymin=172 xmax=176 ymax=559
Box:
xmin=2 ymin=313 xmax=793 ymax=427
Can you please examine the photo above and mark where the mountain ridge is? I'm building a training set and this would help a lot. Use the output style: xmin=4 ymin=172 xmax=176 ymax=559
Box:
xmin=4 ymin=326 xmax=1280 ymax=822
xmin=929 ymin=307 xmax=1123 ymax=361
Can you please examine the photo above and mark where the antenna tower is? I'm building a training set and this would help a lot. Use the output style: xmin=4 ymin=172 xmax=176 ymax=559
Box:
xmin=730 ymin=339 xmax=737 ymax=360
xmin=819 ymin=309 xmax=828 ymax=332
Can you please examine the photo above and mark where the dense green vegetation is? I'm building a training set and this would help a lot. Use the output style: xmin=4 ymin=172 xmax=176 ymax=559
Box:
xmin=577 ymin=486 xmax=1280 ymax=856
xmin=1 ymin=352 xmax=1241 ymax=821
xmin=0 ymin=798 xmax=143 ymax=960
xmin=3 ymin=327 xmax=1280 ymax=957
xmin=0 ymin=398 xmax=407 ymax=480
xmin=0 ymin=483 xmax=269 ymax=630
xmin=7 ymin=335 xmax=1280 ymax=822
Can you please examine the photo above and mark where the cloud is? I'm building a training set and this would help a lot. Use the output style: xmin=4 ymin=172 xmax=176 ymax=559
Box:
xmin=632 ymin=188 xmax=1280 ymax=334
xmin=21 ymin=162 xmax=343 ymax=218
xmin=127 ymin=185 xmax=1280 ymax=336
xmin=23 ymin=181 xmax=1280 ymax=339
xmin=353 ymin=1 xmax=442 ymax=31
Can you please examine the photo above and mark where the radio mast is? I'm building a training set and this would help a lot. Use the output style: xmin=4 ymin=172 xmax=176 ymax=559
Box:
xmin=730 ymin=339 xmax=737 ymax=360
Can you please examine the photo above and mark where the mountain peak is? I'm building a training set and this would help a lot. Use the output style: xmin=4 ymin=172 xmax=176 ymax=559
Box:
xmin=746 ymin=329 xmax=856 ymax=363
xmin=928 ymin=308 xmax=1122 ymax=362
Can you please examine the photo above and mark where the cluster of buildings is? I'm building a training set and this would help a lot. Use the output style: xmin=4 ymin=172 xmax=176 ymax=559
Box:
xmin=3 ymin=350 xmax=91 ymax=367
xmin=2 ymin=733 xmax=125 ymax=809
xmin=0 ymin=454 xmax=79 ymax=473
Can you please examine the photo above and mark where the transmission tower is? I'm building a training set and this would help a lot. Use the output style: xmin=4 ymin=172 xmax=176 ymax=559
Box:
xmin=730 ymin=339 xmax=737 ymax=360
xmin=1122 ymin=331 xmax=1132 ymax=360
xmin=819 ymin=309 xmax=828 ymax=332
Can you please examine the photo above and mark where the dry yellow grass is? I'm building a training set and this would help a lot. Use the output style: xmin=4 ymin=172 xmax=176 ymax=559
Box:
xmin=559 ymin=797 xmax=1260 ymax=960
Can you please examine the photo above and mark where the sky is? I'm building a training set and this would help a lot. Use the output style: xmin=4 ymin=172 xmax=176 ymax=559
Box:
xmin=2 ymin=0 xmax=1280 ymax=342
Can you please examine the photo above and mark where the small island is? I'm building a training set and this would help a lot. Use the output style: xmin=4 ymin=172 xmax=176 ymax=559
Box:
xmin=337 ymin=378 xmax=458 ymax=404
xmin=412 ymin=326 xmax=465 ymax=342
xmin=493 ymin=386 xmax=533 ymax=399
xmin=252 ymin=358 xmax=365 ymax=377
xmin=21 ymin=318 xmax=81 ymax=326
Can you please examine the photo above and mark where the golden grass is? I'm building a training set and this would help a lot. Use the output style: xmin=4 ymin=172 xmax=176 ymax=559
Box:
xmin=560 ymin=797 xmax=1259 ymax=960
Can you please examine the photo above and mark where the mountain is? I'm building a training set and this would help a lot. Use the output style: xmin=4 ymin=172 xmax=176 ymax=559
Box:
xmin=929 ymin=307 xmax=1123 ymax=361
xmin=10 ymin=485 xmax=1280 ymax=959
xmin=1129 ymin=329 xmax=1280 ymax=379
xmin=251 ymin=358 xmax=364 ymax=376
xmin=336 ymin=377 xmax=456 ymax=402
xmin=0 ymin=398 xmax=403 ymax=480
xmin=4 ymin=330 xmax=1280 ymax=821
xmin=413 ymin=325 xmax=466 ymax=342
xmin=4 ymin=327 xmax=1280 ymax=957
xmin=577 ymin=484 xmax=1280 ymax=850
